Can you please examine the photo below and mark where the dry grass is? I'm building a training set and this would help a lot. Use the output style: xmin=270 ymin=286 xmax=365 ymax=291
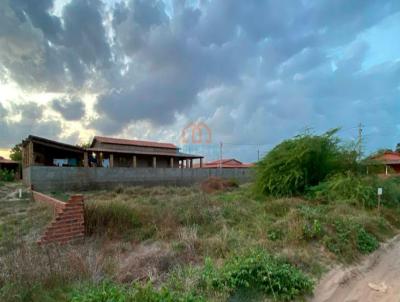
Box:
xmin=1 ymin=182 xmax=399 ymax=301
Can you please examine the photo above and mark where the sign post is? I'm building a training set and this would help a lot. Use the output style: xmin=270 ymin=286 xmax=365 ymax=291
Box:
xmin=377 ymin=188 xmax=383 ymax=211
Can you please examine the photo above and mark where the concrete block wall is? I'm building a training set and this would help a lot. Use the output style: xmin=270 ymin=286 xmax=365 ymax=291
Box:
xmin=24 ymin=166 xmax=254 ymax=192
xmin=32 ymin=191 xmax=85 ymax=245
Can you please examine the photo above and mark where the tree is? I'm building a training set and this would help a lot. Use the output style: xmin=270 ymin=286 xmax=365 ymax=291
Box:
xmin=254 ymin=129 xmax=359 ymax=197
xmin=9 ymin=144 xmax=22 ymax=162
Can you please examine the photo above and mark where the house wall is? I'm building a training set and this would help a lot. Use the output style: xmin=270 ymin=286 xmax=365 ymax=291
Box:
xmin=24 ymin=166 xmax=253 ymax=191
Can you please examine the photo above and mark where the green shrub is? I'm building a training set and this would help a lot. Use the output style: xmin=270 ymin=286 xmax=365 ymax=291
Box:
xmin=323 ymin=219 xmax=379 ymax=260
xmin=307 ymin=173 xmax=376 ymax=207
xmin=255 ymin=129 xmax=358 ymax=197
xmin=208 ymin=249 xmax=314 ymax=301
xmin=70 ymin=281 xmax=204 ymax=302
xmin=84 ymin=202 xmax=141 ymax=237
xmin=308 ymin=174 xmax=400 ymax=207
xmin=357 ymin=228 xmax=379 ymax=254
xmin=0 ymin=169 xmax=14 ymax=182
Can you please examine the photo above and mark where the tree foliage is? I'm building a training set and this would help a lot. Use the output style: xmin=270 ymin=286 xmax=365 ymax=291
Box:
xmin=255 ymin=129 xmax=358 ymax=196
xmin=9 ymin=144 xmax=22 ymax=162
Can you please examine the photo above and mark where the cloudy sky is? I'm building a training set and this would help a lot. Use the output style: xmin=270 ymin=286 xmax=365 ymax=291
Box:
xmin=0 ymin=0 xmax=399 ymax=162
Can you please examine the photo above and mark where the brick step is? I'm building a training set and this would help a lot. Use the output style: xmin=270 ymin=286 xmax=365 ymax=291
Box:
xmin=44 ymin=224 xmax=84 ymax=235
xmin=54 ymin=212 xmax=84 ymax=221
xmin=42 ymin=230 xmax=85 ymax=241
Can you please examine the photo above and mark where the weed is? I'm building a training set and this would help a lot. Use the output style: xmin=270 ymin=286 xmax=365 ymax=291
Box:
xmin=357 ymin=228 xmax=379 ymax=254
xmin=207 ymin=249 xmax=314 ymax=301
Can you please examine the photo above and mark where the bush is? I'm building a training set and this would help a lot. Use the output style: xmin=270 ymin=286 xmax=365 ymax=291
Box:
xmin=70 ymin=281 xmax=204 ymax=302
xmin=207 ymin=249 xmax=314 ymax=301
xmin=255 ymin=129 xmax=358 ymax=197
xmin=307 ymin=173 xmax=376 ymax=207
xmin=84 ymin=202 xmax=141 ymax=237
xmin=357 ymin=228 xmax=379 ymax=254
xmin=323 ymin=219 xmax=379 ymax=261
xmin=0 ymin=169 xmax=14 ymax=182
xmin=308 ymin=173 xmax=400 ymax=207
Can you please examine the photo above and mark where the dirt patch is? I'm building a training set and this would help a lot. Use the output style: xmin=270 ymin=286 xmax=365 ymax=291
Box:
xmin=200 ymin=177 xmax=239 ymax=193
xmin=311 ymin=234 xmax=400 ymax=302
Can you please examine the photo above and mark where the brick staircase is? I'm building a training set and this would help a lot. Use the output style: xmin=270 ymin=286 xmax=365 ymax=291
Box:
xmin=32 ymin=191 xmax=85 ymax=244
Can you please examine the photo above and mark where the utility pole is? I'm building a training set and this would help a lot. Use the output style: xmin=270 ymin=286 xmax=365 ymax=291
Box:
xmin=219 ymin=142 xmax=223 ymax=170
xmin=257 ymin=148 xmax=260 ymax=161
xmin=357 ymin=123 xmax=363 ymax=160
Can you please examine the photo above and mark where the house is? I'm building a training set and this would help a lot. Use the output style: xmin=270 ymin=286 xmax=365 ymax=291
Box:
xmin=195 ymin=158 xmax=254 ymax=169
xmin=0 ymin=156 xmax=19 ymax=171
xmin=365 ymin=151 xmax=400 ymax=175
xmin=21 ymin=135 xmax=203 ymax=170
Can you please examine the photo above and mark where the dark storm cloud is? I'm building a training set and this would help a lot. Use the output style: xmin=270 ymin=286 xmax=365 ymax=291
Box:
xmin=51 ymin=98 xmax=85 ymax=121
xmin=1 ymin=0 xmax=400 ymax=155
xmin=93 ymin=0 xmax=400 ymax=135
xmin=0 ymin=0 xmax=111 ymax=92
xmin=0 ymin=102 xmax=62 ymax=148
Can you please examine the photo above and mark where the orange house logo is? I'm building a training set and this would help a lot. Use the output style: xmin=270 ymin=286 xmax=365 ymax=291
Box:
xmin=181 ymin=122 xmax=212 ymax=144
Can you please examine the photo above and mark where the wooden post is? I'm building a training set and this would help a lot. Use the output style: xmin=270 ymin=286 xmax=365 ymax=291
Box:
xmin=28 ymin=141 xmax=34 ymax=166
xmin=170 ymin=157 xmax=174 ymax=168
xmin=109 ymin=154 xmax=114 ymax=168
xmin=190 ymin=159 xmax=193 ymax=168
xmin=83 ymin=152 xmax=89 ymax=168
xmin=153 ymin=156 xmax=157 ymax=168
xmin=133 ymin=155 xmax=137 ymax=168
xmin=186 ymin=159 xmax=189 ymax=168
xmin=385 ymin=165 xmax=388 ymax=175
xmin=200 ymin=158 xmax=203 ymax=168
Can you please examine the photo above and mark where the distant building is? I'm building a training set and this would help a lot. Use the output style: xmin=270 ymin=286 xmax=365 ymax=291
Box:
xmin=195 ymin=158 xmax=254 ymax=169
xmin=365 ymin=151 xmax=400 ymax=175
xmin=21 ymin=135 xmax=203 ymax=170
xmin=0 ymin=156 xmax=20 ymax=179
xmin=0 ymin=156 xmax=19 ymax=171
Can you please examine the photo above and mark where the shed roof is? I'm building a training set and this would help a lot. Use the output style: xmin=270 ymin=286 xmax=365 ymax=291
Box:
xmin=92 ymin=136 xmax=177 ymax=149
xmin=22 ymin=135 xmax=84 ymax=153
xmin=0 ymin=157 xmax=19 ymax=164
xmin=87 ymin=147 xmax=202 ymax=158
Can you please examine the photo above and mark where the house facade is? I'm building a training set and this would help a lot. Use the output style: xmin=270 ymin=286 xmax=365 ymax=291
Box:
xmin=365 ymin=151 xmax=400 ymax=175
xmin=21 ymin=135 xmax=203 ymax=170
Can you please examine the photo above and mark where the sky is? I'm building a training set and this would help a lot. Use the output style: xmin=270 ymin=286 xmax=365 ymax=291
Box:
xmin=0 ymin=0 xmax=399 ymax=162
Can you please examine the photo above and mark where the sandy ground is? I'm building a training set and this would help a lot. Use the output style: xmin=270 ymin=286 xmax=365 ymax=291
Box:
xmin=311 ymin=235 xmax=400 ymax=302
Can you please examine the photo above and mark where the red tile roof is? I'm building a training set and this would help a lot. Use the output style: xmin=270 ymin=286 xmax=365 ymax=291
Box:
xmin=196 ymin=158 xmax=254 ymax=168
xmin=93 ymin=136 xmax=178 ymax=149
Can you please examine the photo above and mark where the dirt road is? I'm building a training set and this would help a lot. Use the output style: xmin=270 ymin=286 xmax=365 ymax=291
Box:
xmin=311 ymin=235 xmax=400 ymax=302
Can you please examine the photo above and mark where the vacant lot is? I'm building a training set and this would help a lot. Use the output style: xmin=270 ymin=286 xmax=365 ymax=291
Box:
xmin=0 ymin=182 xmax=399 ymax=301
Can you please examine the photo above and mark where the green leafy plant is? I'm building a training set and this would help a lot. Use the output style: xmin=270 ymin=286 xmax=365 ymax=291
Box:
xmin=70 ymin=281 xmax=204 ymax=302
xmin=208 ymin=249 xmax=314 ymax=301
xmin=357 ymin=228 xmax=379 ymax=254
xmin=0 ymin=169 xmax=14 ymax=182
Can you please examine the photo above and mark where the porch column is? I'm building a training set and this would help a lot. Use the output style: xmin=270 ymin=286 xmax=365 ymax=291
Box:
xmin=83 ymin=152 xmax=89 ymax=168
xmin=170 ymin=157 xmax=174 ymax=168
xmin=200 ymin=158 xmax=203 ymax=168
xmin=180 ymin=160 xmax=184 ymax=169
xmin=186 ymin=159 xmax=190 ymax=168
xmin=190 ymin=159 xmax=193 ymax=168
xmin=28 ymin=141 xmax=34 ymax=166
xmin=385 ymin=165 xmax=388 ymax=175
xmin=153 ymin=156 xmax=157 ymax=168
xmin=133 ymin=155 xmax=137 ymax=168
xmin=110 ymin=154 xmax=114 ymax=168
